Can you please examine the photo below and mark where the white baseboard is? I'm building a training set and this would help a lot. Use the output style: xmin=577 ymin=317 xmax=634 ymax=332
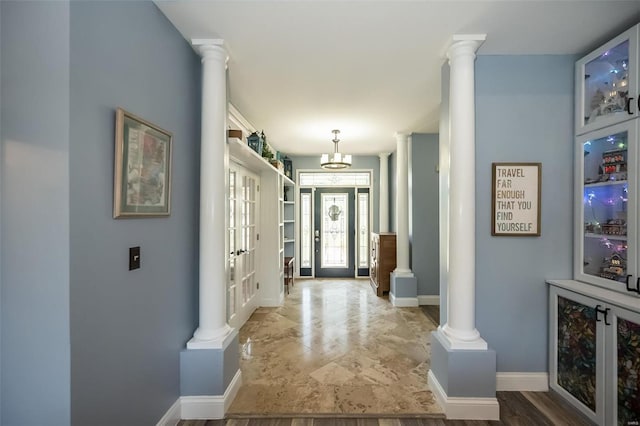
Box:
xmin=181 ymin=369 xmax=243 ymax=420
xmin=156 ymin=398 xmax=181 ymax=426
xmin=496 ymin=372 xmax=549 ymax=391
xmin=428 ymin=370 xmax=500 ymax=420
xmin=390 ymin=293 xmax=419 ymax=307
xmin=417 ymin=295 xmax=440 ymax=305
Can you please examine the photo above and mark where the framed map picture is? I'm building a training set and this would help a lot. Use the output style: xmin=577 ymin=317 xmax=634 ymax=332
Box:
xmin=113 ymin=108 xmax=172 ymax=218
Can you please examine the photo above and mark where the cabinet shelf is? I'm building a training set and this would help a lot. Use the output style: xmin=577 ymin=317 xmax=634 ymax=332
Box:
xmin=284 ymin=201 xmax=295 ymax=205
xmin=584 ymin=180 xmax=627 ymax=188
xmin=585 ymin=232 xmax=628 ymax=241
xmin=284 ymin=239 xmax=295 ymax=243
xmin=284 ymin=219 xmax=295 ymax=224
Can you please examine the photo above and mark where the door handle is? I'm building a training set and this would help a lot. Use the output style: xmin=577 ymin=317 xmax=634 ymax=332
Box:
xmin=236 ymin=249 xmax=246 ymax=255
xmin=315 ymin=237 xmax=320 ymax=242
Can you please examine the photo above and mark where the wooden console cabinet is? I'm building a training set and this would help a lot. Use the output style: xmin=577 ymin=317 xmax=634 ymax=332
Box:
xmin=370 ymin=232 xmax=396 ymax=296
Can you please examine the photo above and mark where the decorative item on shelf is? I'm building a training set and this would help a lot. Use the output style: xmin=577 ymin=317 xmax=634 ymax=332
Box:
xmin=262 ymin=142 xmax=274 ymax=161
xmin=599 ymin=253 xmax=626 ymax=281
xmin=602 ymin=218 xmax=627 ymax=236
xmin=585 ymin=221 xmax=602 ymax=234
xmin=283 ymin=156 xmax=293 ymax=179
xmin=270 ymin=159 xmax=284 ymax=172
xmin=227 ymin=129 xmax=243 ymax=140
xmin=284 ymin=186 xmax=289 ymax=201
xmin=321 ymin=129 xmax=352 ymax=169
xmin=602 ymin=148 xmax=627 ymax=174
xmin=247 ymin=131 xmax=264 ymax=155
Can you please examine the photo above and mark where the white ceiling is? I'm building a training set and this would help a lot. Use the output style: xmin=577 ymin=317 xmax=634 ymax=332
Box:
xmin=155 ymin=1 xmax=640 ymax=155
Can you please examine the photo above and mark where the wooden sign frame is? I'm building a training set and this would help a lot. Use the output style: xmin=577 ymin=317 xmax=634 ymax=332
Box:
xmin=491 ymin=162 xmax=541 ymax=237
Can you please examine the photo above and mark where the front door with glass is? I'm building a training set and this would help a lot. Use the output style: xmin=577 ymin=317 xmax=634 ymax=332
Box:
xmin=314 ymin=188 xmax=355 ymax=277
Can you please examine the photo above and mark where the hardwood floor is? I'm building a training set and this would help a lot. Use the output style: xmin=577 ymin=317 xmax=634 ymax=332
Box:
xmin=179 ymin=389 xmax=593 ymax=425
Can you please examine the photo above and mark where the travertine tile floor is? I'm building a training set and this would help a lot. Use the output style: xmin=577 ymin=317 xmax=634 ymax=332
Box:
xmin=227 ymin=279 xmax=443 ymax=416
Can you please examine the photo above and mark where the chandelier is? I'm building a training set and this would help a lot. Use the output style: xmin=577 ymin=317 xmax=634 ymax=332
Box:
xmin=320 ymin=129 xmax=352 ymax=169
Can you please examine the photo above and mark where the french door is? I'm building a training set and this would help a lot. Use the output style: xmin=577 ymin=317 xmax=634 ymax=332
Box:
xmin=314 ymin=188 xmax=355 ymax=277
xmin=228 ymin=163 xmax=260 ymax=329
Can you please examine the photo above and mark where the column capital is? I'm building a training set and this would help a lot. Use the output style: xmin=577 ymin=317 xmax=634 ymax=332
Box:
xmin=191 ymin=38 xmax=228 ymax=62
xmin=446 ymin=34 xmax=486 ymax=61
xmin=395 ymin=132 xmax=409 ymax=143
xmin=378 ymin=152 xmax=390 ymax=159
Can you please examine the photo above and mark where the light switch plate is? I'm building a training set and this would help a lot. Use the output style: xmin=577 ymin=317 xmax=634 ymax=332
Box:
xmin=129 ymin=246 xmax=140 ymax=271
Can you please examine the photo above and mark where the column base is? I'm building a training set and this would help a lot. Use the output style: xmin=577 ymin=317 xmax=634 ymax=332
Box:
xmin=180 ymin=329 xmax=241 ymax=413
xmin=429 ymin=329 xmax=498 ymax=420
xmin=188 ymin=324 xmax=235 ymax=349
xmin=390 ymin=271 xmax=418 ymax=307
xmin=439 ymin=323 xmax=488 ymax=350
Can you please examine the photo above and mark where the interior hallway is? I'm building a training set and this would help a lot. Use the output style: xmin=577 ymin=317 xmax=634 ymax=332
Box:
xmin=227 ymin=279 xmax=443 ymax=416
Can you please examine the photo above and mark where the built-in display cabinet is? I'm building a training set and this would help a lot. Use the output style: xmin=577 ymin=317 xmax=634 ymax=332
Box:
xmin=576 ymin=120 xmax=639 ymax=295
xmin=549 ymin=281 xmax=640 ymax=426
xmin=549 ymin=24 xmax=640 ymax=426
xmin=576 ymin=24 xmax=638 ymax=136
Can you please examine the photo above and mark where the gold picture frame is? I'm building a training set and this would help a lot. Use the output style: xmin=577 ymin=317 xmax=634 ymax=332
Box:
xmin=113 ymin=108 xmax=172 ymax=218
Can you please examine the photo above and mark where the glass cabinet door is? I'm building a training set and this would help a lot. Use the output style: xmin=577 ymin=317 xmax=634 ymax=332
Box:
xmin=576 ymin=121 xmax=638 ymax=293
xmin=609 ymin=306 xmax=640 ymax=426
xmin=576 ymin=25 xmax=638 ymax=135
xmin=550 ymin=287 xmax=605 ymax=425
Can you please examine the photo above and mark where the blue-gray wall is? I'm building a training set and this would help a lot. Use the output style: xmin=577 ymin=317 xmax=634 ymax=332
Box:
xmin=69 ymin=2 xmax=200 ymax=425
xmin=289 ymin=155 xmax=380 ymax=232
xmin=410 ymin=134 xmax=439 ymax=296
xmin=388 ymin=152 xmax=396 ymax=232
xmin=1 ymin=2 xmax=201 ymax=425
xmin=475 ymin=55 xmax=574 ymax=372
xmin=1 ymin=2 xmax=71 ymax=424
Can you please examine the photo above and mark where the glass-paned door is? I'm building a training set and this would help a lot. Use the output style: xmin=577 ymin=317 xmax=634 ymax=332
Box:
xmin=314 ymin=188 xmax=355 ymax=277
xmin=299 ymin=188 xmax=313 ymax=277
xmin=551 ymin=287 xmax=605 ymax=425
xmin=228 ymin=163 xmax=260 ymax=329
xmin=577 ymin=120 xmax=637 ymax=294
xmin=357 ymin=188 xmax=370 ymax=276
xmin=576 ymin=26 xmax=638 ymax=135
xmin=610 ymin=306 xmax=640 ymax=425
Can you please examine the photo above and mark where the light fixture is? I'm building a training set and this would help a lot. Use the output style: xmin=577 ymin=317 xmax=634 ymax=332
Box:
xmin=320 ymin=129 xmax=352 ymax=169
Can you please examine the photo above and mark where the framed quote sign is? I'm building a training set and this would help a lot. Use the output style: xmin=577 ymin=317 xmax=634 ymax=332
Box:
xmin=491 ymin=162 xmax=541 ymax=236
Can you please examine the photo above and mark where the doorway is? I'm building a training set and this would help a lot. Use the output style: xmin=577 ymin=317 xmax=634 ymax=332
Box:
xmin=314 ymin=188 xmax=355 ymax=277
xmin=297 ymin=170 xmax=372 ymax=278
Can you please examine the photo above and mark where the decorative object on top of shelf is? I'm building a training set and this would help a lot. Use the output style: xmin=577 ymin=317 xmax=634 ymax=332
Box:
xmin=283 ymin=156 xmax=293 ymax=179
xmin=113 ymin=108 xmax=172 ymax=218
xmin=227 ymin=129 xmax=243 ymax=140
xmin=247 ymin=131 xmax=264 ymax=155
xmin=321 ymin=129 xmax=352 ymax=169
xmin=261 ymin=136 xmax=274 ymax=160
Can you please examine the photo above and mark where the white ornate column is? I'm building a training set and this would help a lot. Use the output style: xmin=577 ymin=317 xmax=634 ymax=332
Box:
xmin=188 ymin=39 xmax=233 ymax=349
xmin=390 ymin=133 xmax=417 ymax=307
xmin=440 ymin=35 xmax=487 ymax=350
xmin=395 ymin=133 xmax=412 ymax=274
xmin=379 ymin=152 xmax=390 ymax=233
